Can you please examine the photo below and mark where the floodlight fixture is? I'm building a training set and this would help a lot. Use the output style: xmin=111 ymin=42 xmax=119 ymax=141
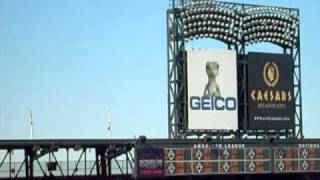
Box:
xmin=137 ymin=135 xmax=147 ymax=144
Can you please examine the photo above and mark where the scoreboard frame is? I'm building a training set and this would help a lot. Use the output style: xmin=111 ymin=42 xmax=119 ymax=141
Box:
xmin=135 ymin=139 xmax=320 ymax=177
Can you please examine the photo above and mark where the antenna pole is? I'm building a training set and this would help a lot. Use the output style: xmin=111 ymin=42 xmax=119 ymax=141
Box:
xmin=107 ymin=111 xmax=111 ymax=139
xmin=30 ymin=109 xmax=33 ymax=139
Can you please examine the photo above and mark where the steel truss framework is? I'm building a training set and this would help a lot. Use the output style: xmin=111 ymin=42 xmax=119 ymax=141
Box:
xmin=167 ymin=0 xmax=303 ymax=139
xmin=0 ymin=138 xmax=319 ymax=179
xmin=0 ymin=140 xmax=135 ymax=179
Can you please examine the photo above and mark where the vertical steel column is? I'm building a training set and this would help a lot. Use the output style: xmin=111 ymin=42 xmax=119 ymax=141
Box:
xmin=294 ymin=9 xmax=303 ymax=138
xmin=67 ymin=148 xmax=69 ymax=176
xmin=167 ymin=8 xmax=185 ymax=139
xmin=167 ymin=10 xmax=173 ymax=139
xmin=126 ymin=153 xmax=128 ymax=174
xmin=30 ymin=148 xmax=34 ymax=178
xmin=284 ymin=46 xmax=296 ymax=138
xmin=96 ymin=147 xmax=106 ymax=176
xmin=107 ymin=158 xmax=111 ymax=176
xmin=167 ymin=9 xmax=178 ymax=139
xmin=84 ymin=148 xmax=87 ymax=176
xmin=284 ymin=9 xmax=303 ymax=139
xmin=290 ymin=47 xmax=295 ymax=138
xmin=95 ymin=148 xmax=100 ymax=176
xmin=101 ymin=154 xmax=106 ymax=176
xmin=9 ymin=150 xmax=12 ymax=178
xmin=238 ymin=4 xmax=248 ymax=139
xmin=24 ymin=149 xmax=29 ymax=178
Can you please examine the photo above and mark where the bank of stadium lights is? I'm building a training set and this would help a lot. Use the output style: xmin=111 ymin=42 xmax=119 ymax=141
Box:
xmin=180 ymin=0 xmax=241 ymax=44
xmin=243 ymin=6 xmax=299 ymax=48
xmin=180 ymin=0 xmax=299 ymax=48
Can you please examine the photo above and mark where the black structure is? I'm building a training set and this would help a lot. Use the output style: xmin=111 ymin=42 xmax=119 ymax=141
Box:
xmin=1 ymin=139 xmax=320 ymax=179
xmin=0 ymin=139 xmax=134 ymax=178
xmin=167 ymin=0 xmax=302 ymax=139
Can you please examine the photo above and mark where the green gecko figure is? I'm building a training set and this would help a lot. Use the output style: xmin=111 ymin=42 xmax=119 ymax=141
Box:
xmin=203 ymin=61 xmax=221 ymax=97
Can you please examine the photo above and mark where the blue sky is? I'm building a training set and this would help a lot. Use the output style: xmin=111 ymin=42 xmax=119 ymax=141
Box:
xmin=0 ymin=0 xmax=319 ymax=139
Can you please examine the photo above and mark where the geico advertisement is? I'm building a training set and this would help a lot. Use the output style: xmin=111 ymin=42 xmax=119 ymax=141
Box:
xmin=247 ymin=52 xmax=294 ymax=129
xmin=187 ymin=49 xmax=238 ymax=130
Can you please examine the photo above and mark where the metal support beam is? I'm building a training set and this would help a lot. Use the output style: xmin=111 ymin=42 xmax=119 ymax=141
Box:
xmin=96 ymin=147 xmax=106 ymax=176
xmin=9 ymin=150 xmax=12 ymax=178
xmin=0 ymin=150 xmax=9 ymax=169
xmin=36 ymin=159 xmax=46 ymax=176
xmin=115 ymin=158 xmax=124 ymax=175
xmin=167 ymin=8 xmax=186 ymax=139
xmin=89 ymin=159 xmax=96 ymax=175
xmin=72 ymin=149 xmax=84 ymax=176
xmin=128 ymin=151 xmax=135 ymax=173
xmin=107 ymin=158 xmax=111 ymax=176
xmin=126 ymin=153 xmax=129 ymax=174
xmin=24 ymin=149 xmax=29 ymax=178
xmin=95 ymin=148 xmax=100 ymax=176
xmin=15 ymin=160 xmax=25 ymax=178
xmin=30 ymin=149 xmax=34 ymax=178
xmin=84 ymin=148 xmax=87 ymax=176
xmin=67 ymin=148 xmax=69 ymax=176
xmin=52 ymin=152 xmax=64 ymax=176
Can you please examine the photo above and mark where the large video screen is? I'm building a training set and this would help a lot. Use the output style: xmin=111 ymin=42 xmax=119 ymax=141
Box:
xmin=187 ymin=49 xmax=238 ymax=130
xmin=247 ymin=52 xmax=294 ymax=129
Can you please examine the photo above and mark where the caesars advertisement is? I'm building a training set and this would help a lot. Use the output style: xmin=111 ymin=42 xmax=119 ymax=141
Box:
xmin=187 ymin=49 xmax=238 ymax=130
xmin=247 ymin=52 xmax=294 ymax=129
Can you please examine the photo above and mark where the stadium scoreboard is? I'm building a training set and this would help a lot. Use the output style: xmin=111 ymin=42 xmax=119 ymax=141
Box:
xmin=163 ymin=145 xmax=271 ymax=175
xmin=135 ymin=142 xmax=320 ymax=177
